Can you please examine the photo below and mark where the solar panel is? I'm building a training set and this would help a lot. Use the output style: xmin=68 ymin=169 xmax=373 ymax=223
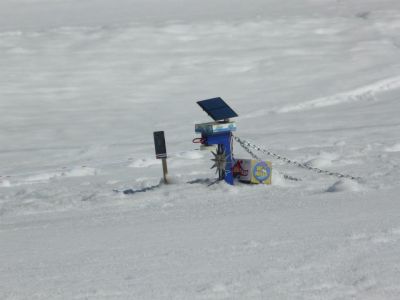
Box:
xmin=197 ymin=97 xmax=238 ymax=121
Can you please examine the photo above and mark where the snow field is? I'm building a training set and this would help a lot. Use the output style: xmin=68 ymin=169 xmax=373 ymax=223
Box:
xmin=1 ymin=0 xmax=400 ymax=299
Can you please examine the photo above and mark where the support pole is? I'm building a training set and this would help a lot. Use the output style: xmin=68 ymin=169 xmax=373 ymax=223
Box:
xmin=205 ymin=132 xmax=234 ymax=185
xmin=161 ymin=158 xmax=168 ymax=184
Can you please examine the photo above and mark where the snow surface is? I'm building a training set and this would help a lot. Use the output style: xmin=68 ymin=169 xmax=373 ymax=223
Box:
xmin=1 ymin=0 xmax=400 ymax=299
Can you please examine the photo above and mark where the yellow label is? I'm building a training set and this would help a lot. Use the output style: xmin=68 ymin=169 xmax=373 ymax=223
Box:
xmin=250 ymin=160 xmax=272 ymax=184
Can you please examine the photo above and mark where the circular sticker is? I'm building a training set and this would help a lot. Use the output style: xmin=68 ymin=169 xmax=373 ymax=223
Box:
xmin=253 ymin=162 xmax=271 ymax=182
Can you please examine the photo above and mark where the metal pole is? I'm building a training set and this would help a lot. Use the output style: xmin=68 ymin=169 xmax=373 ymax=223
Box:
xmin=161 ymin=158 xmax=168 ymax=184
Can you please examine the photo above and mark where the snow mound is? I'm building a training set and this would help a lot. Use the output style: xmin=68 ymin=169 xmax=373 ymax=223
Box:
xmin=0 ymin=179 xmax=11 ymax=187
xmin=21 ymin=166 xmax=98 ymax=186
xmin=63 ymin=167 xmax=98 ymax=177
xmin=271 ymin=170 xmax=300 ymax=187
xmin=326 ymin=179 xmax=364 ymax=193
xmin=175 ymin=151 xmax=204 ymax=160
xmin=165 ymin=174 xmax=184 ymax=184
xmin=305 ymin=152 xmax=338 ymax=168
xmin=385 ymin=143 xmax=400 ymax=152
xmin=25 ymin=167 xmax=98 ymax=183
xmin=26 ymin=172 xmax=58 ymax=182
xmin=129 ymin=158 xmax=159 ymax=168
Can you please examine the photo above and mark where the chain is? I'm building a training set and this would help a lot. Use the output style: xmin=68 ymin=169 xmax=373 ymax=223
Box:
xmin=233 ymin=135 xmax=362 ymax=182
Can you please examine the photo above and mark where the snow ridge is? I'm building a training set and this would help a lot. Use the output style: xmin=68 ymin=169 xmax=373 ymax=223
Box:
xmin=277 ymin=75 xmax=400 ymax=113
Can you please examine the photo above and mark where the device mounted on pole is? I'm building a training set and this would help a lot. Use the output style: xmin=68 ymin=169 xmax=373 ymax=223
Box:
xmin=194 ymin=97 xmax=272 ymax=185
xmin=153 ymin=131 xmax=168 ymax=184
xmin=194 ymin=97 xmax=238 ymax=185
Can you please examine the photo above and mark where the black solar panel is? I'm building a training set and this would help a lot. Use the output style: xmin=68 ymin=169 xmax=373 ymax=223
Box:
xmin=197 ymin=97 xmax=238 ymax=121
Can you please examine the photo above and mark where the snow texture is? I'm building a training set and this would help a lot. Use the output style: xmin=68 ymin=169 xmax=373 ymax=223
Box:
xmin=1 ymin=0 xmax=400 ymax=299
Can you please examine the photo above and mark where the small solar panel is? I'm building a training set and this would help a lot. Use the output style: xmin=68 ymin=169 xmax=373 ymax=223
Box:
xmin=197 ymin=97 xmax=238 ymax=121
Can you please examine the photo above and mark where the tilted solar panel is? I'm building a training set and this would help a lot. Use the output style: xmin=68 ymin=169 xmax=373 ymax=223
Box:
xmin=197 ymin=97 xmax=238 ymax=121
